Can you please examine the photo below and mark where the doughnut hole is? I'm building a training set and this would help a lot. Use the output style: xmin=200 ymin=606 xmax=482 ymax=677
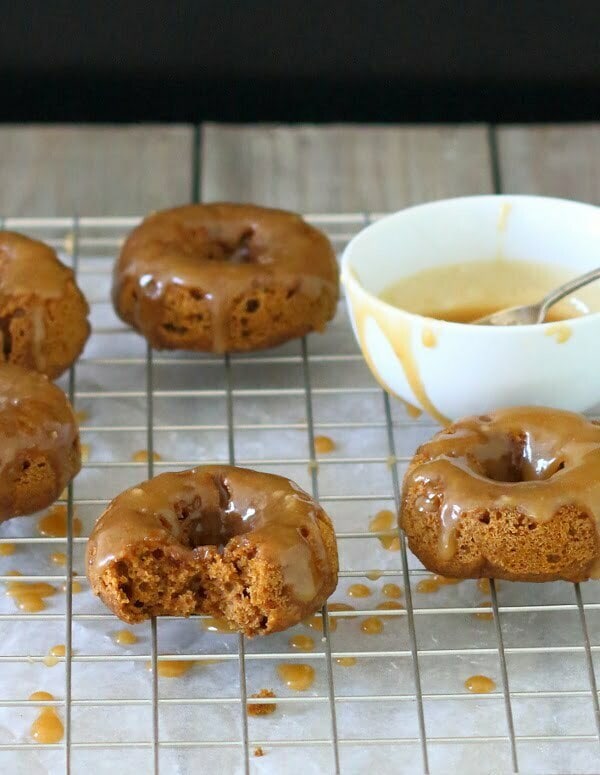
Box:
xmin=473 ymin=431 xmax=567 ymax=483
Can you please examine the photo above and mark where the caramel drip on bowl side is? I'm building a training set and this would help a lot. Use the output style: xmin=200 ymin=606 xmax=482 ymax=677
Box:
xmin=346 ymin=280 xmax=449 ymax=425
xmin=408 ymin=407 xmax=600 ymax=561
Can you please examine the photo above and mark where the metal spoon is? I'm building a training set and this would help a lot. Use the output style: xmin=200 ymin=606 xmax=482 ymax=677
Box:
xmin=475 ymin=266 xmax=600 ymax=325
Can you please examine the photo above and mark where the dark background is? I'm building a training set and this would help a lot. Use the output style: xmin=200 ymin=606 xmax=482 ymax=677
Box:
xmin=1 ymin=0 xmax=599 ymax=123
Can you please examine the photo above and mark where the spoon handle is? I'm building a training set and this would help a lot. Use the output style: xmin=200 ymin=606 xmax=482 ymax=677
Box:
xmin=539 ymin=266 xmax=600 ymax=320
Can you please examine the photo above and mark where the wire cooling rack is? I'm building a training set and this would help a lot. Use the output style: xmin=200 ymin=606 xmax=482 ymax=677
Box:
xmin=0 ymin=215 xmax=599 ymax=775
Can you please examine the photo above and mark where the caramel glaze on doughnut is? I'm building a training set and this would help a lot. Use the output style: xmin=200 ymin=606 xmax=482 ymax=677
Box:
xmin=0 ymin=232 xmax=90 ymax=378
xmin=401 ymin=407 xmax=600 ymax=582
xmin=0 ymin=364 xmax=81 ymax=522
xmin=112 ymin=204 xmax=339 ymax=353
xmin=86 ymin=466 xmax=339 ymax=636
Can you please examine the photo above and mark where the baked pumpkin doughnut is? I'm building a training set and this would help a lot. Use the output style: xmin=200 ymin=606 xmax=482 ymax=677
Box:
xmin=401 ymin=407 xmax=600 ymax=582
xmin=86 ymin=465 xmax=339 ymax=635
xmin=0 ymin=364 xmax=81 ymax=522
xmin=0 ymin=231 xmax=90 ymax=378
xmin=112 ymin=203 xmax=339 ymax=352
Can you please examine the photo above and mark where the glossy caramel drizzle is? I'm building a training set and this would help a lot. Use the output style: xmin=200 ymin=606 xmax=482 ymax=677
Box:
xmin=407 ymin=407 xmax=600 ymax=561
xmin=87 ymin=466 xmax=330 ymax=607
xmin=0 ymin=542 xmax=15 ymax=556
xmin=113 ymin=204 xmax=338 ymax=354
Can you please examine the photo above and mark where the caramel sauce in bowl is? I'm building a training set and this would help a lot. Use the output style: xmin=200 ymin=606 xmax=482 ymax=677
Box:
xmin=341 ymin=195 xmax=600 ymax=422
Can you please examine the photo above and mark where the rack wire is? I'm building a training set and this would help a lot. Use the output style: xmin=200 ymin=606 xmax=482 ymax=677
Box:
xmin=0 ymin=215 xmax=599 ymax=775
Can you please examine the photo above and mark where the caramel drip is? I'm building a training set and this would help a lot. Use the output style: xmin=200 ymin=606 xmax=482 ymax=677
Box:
xmin=113 ymin=629 xmax=138 ymax=646
xmin=202 ymin=616 xmax=237 ymax=633
xmin=43 ymin=644 xmax=66 ymax=667
xmin=407 ymin=407 xmax=600 ymax=561
xmin=336 ymin=657 xmax=357 ymax=667
xmin=113 ymin=204 xmax=338 ymax=354
xmin=314 ymin=435 xmax=336 ymax=454
xmin=277 ymin=663 xmax=315 ymax=691
xmin=465 ymin=675 xmax=496 ymax=693
xmin=31 ymin=707 xmax=64 ymax=744
xmin=366 ymin=570 xmax=383 ymax=581
xmin=0 ymin=542 xmax=16 ymax=556
xmin=382 ymin=583 xmax=402 ymax=598
xmin=347 ymin=583 xmax=372 ymax=598
xmin=29 ymin=691 xmax=54 ymax=701
xmin=545 ymin=323 xmax=572 ymax=343
xmin=147 ymin=660 xmax=196 ymax=678
xmin=0 ymin=231 xmax=73 ymax=299
xmin=421 ymin=328 xmax=437 ymax=348
xmin=368 ymin=509 xmax=401 ymax=551
xmin=38 ymin=505 xmax=82 ymax=538
xmin=474 ymin=601 xmax=494 ymax=620
xmin=50 ymin=552 xmax=67 ymax=566
xmin=289 ymin=634 xmax=315 ymax=651
xmin=132 ymin=449 xmax=162 ymax=463
xmin=415 ymin=575 xmax=460 ymax=594
xmin=477 ymin=578 xmax=492 ymax=595
xmin=360 ymin=616 xmax=384 ymax=634
xmin=303 ymin=603 xmax=355 ymax=633
xmin=87 ymin=465 xmax=329 ymax=607
xmin=347 ymin=281 xmax=449 ymax=424
xmin=0 ymin=364 xmax=79 ymax=521
xmin=61 ymin=580 xmax=82 ymax=594
xmin=376 ymin=600 xmax=404 ymax=610
xmin=30 ymin=306 xmax=47 ymax=373
xmin=403 ymin=401 xmax=423 ymax=419
xmin=75 ymin=410 xmax=89 ymax=424
xmin=6 ymin=577 xmax=56 ymax=612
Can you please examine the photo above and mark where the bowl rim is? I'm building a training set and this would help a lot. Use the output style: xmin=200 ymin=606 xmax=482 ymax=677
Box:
xmin=340 ymin=194 xmax=600 ymax=332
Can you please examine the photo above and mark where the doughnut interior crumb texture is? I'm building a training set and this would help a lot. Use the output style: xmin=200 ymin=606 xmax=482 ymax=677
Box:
xmin=402 ymin=466 xmax=598 ymax=583
xmin=118 ymin=279 xmax=337 ymax=352
xmin=0 ymin=279 xmax=90 ymax=380
xmin=91 ymin=539 xmax=327 ymax=636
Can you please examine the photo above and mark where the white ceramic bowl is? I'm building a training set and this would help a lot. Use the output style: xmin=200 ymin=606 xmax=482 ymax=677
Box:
xmin=341 ymin=195 xmax=600 ymax=424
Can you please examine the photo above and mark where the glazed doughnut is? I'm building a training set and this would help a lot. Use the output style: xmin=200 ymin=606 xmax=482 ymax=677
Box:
xmin=401 ymin=407 xmax=600 ymax=582
xmin=112 ymin=203 xmax=339 ymax=352
xmin=0 ymin=231 xmax=90 ymax=378
xmin=86 ymin=465 xmax=339 ymax=635
xmin=0 ymin=364 xmax=81 ymax=522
